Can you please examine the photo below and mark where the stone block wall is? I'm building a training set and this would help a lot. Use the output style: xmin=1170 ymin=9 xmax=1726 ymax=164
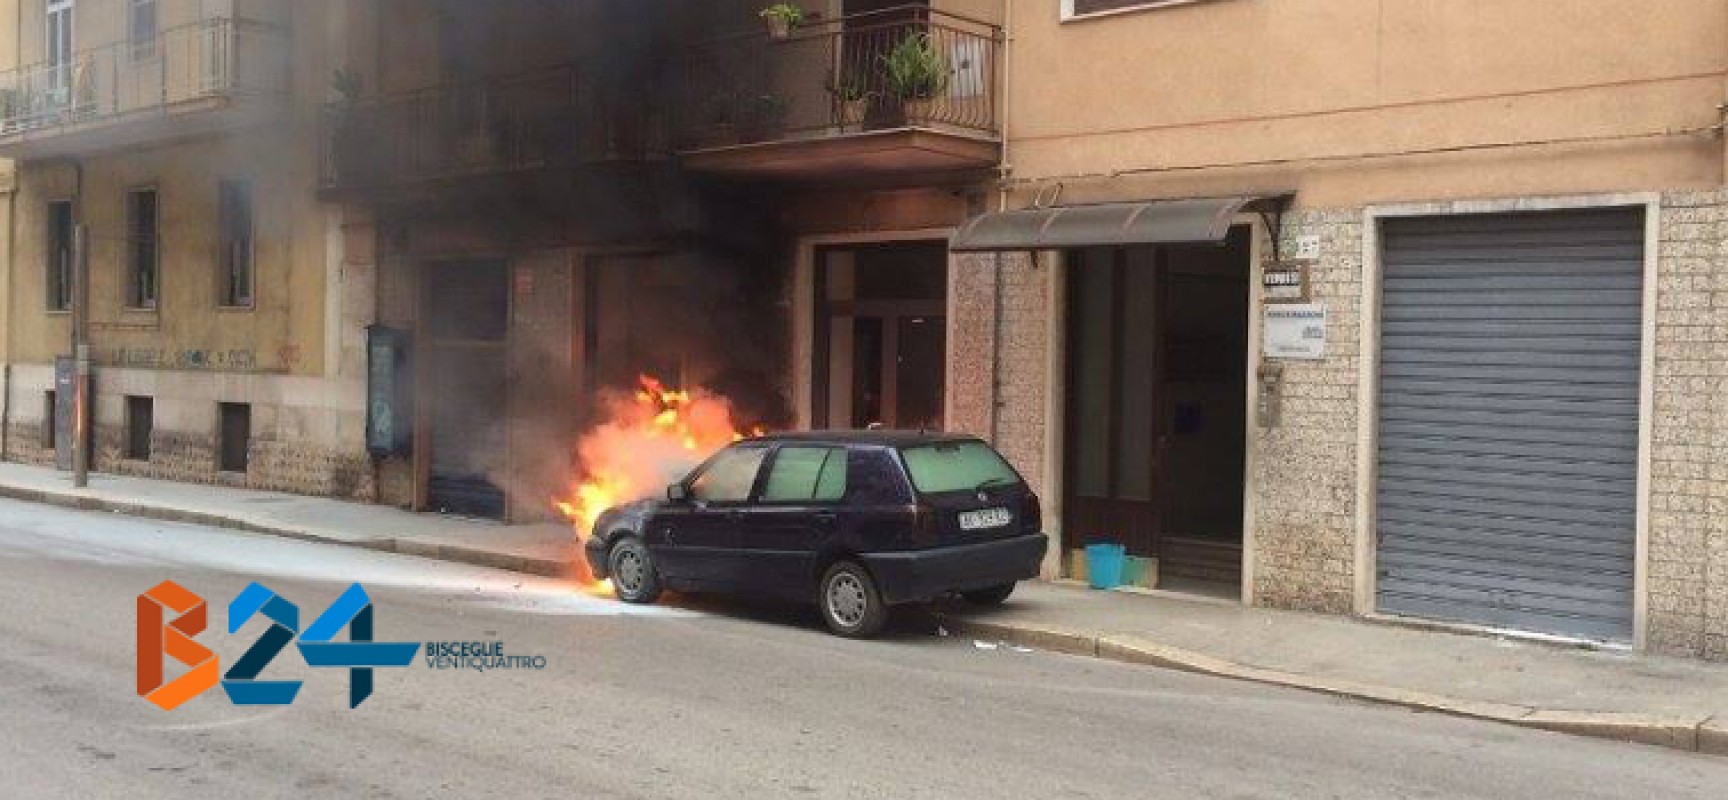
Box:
xmin=2 ymin=365 xmax=374 ymax=502
xmin=1251 ymin=211 xmax=1364 ymax=614
xmin=1649 ymin=190 xmax=1728 ymax=660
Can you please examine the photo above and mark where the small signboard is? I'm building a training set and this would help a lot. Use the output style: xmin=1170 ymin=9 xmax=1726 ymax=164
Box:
xmin=1263 ymin=303 xmax=1327 ymax=360
xmin=1262 ymin=261 xmax=1309 ymax=303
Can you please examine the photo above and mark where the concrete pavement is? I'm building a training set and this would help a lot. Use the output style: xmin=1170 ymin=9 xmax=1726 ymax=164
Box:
xmin=0 ymin=461 xmax=1724 ymax=758
xmin=5 ymin=501 xmax=1728 ymax=799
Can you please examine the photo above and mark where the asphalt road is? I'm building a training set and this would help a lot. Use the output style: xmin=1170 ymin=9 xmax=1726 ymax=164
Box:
xmin=1 ymin=498 xmax=1725 ymax=799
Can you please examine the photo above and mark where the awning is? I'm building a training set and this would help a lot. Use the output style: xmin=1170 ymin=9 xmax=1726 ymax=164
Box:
xmin=950 ymin=195 xmax=1286 ymax=252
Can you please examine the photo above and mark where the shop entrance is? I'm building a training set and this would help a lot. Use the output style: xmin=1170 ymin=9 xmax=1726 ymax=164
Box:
xmin=423 ymin=260 xmax=511 ymax=519
xmin=1063 ymin=227 xmax=1251 ymax=597
xmin=812 ymin=241 xmax=947 ymax=430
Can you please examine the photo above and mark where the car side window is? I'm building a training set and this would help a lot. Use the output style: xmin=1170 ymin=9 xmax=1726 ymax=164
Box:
xmin=688 ymin=446 xmax=768 ymax=503
xmin=846 ymin=449 xmax=912 ymax=505
xmin=760 ymin=446 xmax=847 ymax=503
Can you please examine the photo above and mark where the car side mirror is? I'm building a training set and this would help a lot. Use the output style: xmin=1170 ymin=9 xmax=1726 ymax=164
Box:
xmin=666 ymin=483 xmax=689 ymax=503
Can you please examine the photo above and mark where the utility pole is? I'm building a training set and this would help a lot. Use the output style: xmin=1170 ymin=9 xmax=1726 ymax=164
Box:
xmin=71 ymin=224 xmax=89 ymax=488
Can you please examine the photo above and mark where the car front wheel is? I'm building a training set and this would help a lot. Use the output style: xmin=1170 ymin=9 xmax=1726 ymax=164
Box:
xmin=609 ymin=536 xmax=662 ymax=604
xmin=819 ymin=561 xmax=888 ymax=638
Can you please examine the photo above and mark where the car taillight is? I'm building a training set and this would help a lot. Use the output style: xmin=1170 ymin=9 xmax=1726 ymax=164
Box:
xmin=1023 ymin=493 xmax=1042 ymax=532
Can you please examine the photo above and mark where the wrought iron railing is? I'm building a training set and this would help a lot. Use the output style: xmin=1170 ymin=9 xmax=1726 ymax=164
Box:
xmin=320 ymin=64 xmax=662 ymax=191
xmin=0 ymin=18 xmax=287 ymax=138
xmin=677 ymin=6 xmax=1001 ymax=149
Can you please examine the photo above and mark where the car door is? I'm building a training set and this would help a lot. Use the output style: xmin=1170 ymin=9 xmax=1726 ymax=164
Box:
xmin=652 ymin=444 xmax=769 ymax=588
xmin=734 ymin=444 xmax=849 ymax=597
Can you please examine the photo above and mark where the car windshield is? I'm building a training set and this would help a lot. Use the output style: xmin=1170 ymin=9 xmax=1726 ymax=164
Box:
xmin=898 ymin=441 xmax=1020 ymax=495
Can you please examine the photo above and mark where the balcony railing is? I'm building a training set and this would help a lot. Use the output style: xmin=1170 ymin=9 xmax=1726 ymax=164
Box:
xmin=0 ymin=18 xmax=287 ymax=142
xmin=677 ymin=6 xmax=1002 ymax=150
xmin=320 ymin=64 xmax=662 ymax=192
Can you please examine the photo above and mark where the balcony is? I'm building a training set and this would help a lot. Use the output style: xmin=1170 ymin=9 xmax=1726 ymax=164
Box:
xmin=675 ymin=6 xmax=1002 ymax=184
xmin=319 ymin=65 xmax=663 ymax=196
xmin=0 ymin=18 xmax=289 ymax=159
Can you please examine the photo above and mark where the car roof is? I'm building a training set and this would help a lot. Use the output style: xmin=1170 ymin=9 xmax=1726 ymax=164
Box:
xmin=744 ymin=430 xmax=984 ymax=448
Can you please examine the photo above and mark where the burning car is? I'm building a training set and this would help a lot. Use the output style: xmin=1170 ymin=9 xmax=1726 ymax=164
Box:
xmin=583 ymin=432 xmax=1049 ymax=637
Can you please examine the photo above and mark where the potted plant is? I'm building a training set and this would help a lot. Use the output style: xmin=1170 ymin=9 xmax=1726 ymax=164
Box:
xmin=829 ymin=73 xmax=870 ymax=132
xmin=759 ymin=4 xmax=805 ymax=40
xmin=697 ymin=88 xmax=743 ymax=147
xmin=881 ymin=32 xmax=949 ymax=124
xmin=739 ymin=92 xmax=789 ymax=142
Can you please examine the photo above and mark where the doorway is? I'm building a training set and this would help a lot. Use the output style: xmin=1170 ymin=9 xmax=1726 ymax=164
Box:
xmin=423 ymin=260 xmax=510 ymax=519
xmin=1063 ymin=227 xmax=1251 ymax=597
xmin=812 ymin=241 xmax=947 ymax=430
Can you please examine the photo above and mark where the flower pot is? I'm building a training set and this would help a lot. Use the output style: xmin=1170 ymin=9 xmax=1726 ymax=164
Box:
xmin=902 ymin=97 xmax=938 ymax=124
xmin=764 ymin=17 xmax=794 ymax=40
xmin=701 ymin=122 xmax=739 ymax=148
xmin=839 ymin=99 xmax=868 ymax=131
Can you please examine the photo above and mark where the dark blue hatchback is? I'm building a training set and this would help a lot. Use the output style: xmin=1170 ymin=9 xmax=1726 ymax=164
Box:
xmin=585 ymin=431 xmax=1048 ymax=637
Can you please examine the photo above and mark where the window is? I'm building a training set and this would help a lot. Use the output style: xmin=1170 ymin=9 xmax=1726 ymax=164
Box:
xmin=129 ymin=0 xmax=157 ymax=61
xmin=218 ymin=402 xmax=250 ymax=472
xmin=688 ymin=446 xmax=768 ymax=503
xmin=1064 ymin=0 xmax=1198 ymax=20
xmin=46 ymin=200 xmax=73 ymax=311
xmin=125 ymin=188 xmax=158 ymax=309
xmin=898 ymin=441 xmax=1021 ymax=495
xmin=46 ymin=0 xmax=73 ymax=99
xmin=218 ymin=180 xmax=253 ymax=307
xmin=125 ymin=396 xmax=153 ymax=460
xmin=761 ymin=447 xmax=848 ymax=503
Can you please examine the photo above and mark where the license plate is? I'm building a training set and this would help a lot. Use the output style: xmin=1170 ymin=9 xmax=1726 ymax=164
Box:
xmin=958 ymin=507 xmax=1013 ymax=531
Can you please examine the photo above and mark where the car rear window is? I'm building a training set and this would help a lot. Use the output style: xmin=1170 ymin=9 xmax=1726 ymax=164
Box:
xmin=898 ymin=441 xmax=1020 ymax=495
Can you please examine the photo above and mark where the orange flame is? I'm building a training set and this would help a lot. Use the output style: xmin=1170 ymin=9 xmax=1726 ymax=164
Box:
xmin=555 ymin=375 xmax=763 ymax=587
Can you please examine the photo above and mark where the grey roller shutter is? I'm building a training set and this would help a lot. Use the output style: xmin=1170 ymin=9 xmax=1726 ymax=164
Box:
xmin=1374 ymin=208 xmax=1643 ymax=642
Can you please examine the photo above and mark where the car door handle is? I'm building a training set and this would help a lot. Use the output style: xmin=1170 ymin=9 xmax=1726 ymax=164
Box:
xmin=726 ymin=510 xmax=746 ymax=522
xmin=813 ymin=512 xmax=837 ymax=526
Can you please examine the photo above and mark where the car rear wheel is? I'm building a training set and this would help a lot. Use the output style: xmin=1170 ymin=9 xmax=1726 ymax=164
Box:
xmin=819 ymin=561 xmax=888 ymax=638
xmin=962 ymin=583 xmax=1016 ymax=606
xmin=609 ymin=536 xmax=662 ymax=604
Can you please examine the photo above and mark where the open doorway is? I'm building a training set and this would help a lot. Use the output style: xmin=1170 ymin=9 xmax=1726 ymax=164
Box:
xmin=812 ymin=241 xmax=947 ymax=430
xmin=1063 ymin=227 xmax=1251 ymax=598
xmin=423 ymin=260 xmax=511 ymax=519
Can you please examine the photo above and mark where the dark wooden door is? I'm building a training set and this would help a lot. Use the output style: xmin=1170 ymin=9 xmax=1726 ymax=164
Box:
xmin=1064 ymin=246 xmax=1167 ymax=558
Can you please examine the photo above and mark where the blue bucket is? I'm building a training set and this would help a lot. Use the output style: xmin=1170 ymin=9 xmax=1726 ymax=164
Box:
xmin=1084 ymin=543 xmax=1127 ymax=590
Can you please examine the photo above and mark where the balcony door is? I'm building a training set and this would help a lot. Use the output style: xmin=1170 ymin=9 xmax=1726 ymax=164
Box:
xmin=46 ymin=0 xmax=74 ymax=103
xmin=813 ymin=241 xmax=947 ymax=431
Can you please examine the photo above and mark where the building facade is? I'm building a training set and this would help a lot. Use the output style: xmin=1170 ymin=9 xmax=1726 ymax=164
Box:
xmin=951 ymin=0 xmax=1728 ymax=659
xmin=0 ymin=0 xmax=374 ymax=498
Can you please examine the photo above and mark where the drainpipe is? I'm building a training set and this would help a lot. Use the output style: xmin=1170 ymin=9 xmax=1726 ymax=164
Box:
xmin=996 ymin=0 xmax=1014 ymax=214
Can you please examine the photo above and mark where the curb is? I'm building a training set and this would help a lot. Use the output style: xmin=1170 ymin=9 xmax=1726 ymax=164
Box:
xmin=935 ymin=613 xmax=1723 ymax=758
xmin=0 ymin=482 xmax=572 ymax=581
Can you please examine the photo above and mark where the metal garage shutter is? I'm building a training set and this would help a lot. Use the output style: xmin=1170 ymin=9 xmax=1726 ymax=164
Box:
xmin=1375 ymin=208 xmax=1643 ymax=642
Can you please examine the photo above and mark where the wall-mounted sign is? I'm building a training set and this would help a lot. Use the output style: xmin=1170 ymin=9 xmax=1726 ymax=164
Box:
xmin=1263 ymin=303 xmax=1327 ymax=360
xmin=366 ymin=325 xmax=413 ymax=458
xmin=1292 ymin=234 xmax=1322 ymax=261
xmin=1262 ymin=261 xmax=1310 ymax=303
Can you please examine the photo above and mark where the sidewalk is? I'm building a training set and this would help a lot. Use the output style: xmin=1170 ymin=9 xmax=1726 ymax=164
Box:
xmin=0 ymin=461 xmax=1722 ymax=756
xmin=0 ymin=462 xmax=576 ymax=577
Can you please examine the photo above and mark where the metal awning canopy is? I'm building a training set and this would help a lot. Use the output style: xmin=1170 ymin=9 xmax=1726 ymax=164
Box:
xmin=950 ymin=195 xmax=1287 ymax=252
